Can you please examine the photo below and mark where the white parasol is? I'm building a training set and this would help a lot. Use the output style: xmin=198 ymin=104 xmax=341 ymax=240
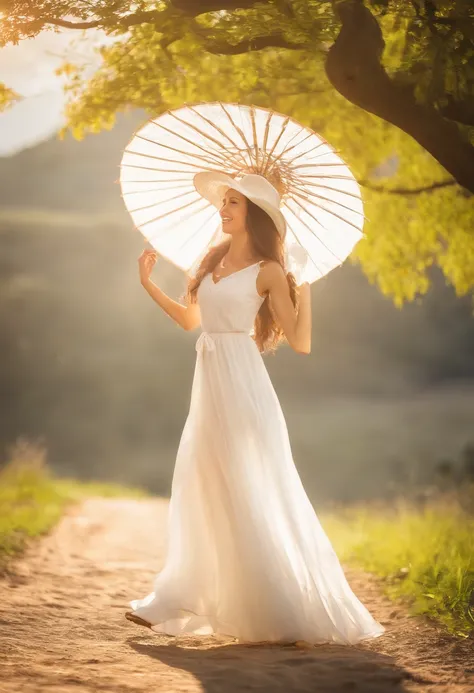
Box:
xmin=120 ymin=101 xmax=364 ymax=285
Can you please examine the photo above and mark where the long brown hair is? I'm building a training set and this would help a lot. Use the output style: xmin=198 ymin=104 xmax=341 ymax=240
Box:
xmin=182 ymin=197 xmax=299 ymax=355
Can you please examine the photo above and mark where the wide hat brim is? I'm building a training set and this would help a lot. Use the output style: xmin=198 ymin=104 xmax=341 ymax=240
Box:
xmin=193 ymin=171 xmax=287 ymax=239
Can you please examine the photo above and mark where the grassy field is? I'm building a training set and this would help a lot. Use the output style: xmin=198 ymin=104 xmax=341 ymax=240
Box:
xmin=323 ymin=490 xmax=474 ymax=638
xmin=0 ymin=439 xmax=149 ymax=574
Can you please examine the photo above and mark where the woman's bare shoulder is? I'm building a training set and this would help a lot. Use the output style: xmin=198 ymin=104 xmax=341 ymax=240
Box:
xmin=256 ymin=260 xmax=286 ymax=297
xmin=257 ymin=259 xmax=285 ymax=276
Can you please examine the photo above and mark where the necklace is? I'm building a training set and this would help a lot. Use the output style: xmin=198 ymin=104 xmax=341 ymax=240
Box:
xmin=212 ymin=258 xmax=228 ymax=282
xmin=213 ymin=255 xmax=256 ymax=281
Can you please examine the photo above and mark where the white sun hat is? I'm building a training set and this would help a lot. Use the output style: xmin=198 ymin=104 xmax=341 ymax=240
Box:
xmin=193 ymin=171 xmax=287 ymax=239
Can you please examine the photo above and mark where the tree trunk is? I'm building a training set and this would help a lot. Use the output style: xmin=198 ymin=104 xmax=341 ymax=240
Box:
xmin=325 ymin=0 xmax=474 ymax=194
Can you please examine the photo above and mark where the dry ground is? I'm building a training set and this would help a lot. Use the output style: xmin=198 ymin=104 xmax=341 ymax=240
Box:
xmin=0 ymin=497 xmax=473 ymax=693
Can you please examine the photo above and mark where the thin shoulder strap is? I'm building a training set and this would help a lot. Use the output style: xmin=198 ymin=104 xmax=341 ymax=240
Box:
xmin=255 ymin=260 xmax=268 ymax=299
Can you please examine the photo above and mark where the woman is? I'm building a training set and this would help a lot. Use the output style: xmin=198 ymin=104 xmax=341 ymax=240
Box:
xmin=125 ymin=172 xmax=385 ymax=645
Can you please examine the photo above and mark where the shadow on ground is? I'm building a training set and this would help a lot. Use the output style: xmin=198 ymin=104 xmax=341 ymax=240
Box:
xmin=128 ymin=637 xmax=428 ymax=692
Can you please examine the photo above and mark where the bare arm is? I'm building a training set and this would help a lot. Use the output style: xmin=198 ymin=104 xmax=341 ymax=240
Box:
xmin=139 ymin=249 xmax=201 ymax=331
xmin=257 ymin=261 xmax=311 ymax=354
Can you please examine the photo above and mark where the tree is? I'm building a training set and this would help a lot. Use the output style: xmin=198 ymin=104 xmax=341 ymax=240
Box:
xmin=1 ymin=1 xmax=473 ymax=303
xmin=1 ymin=1 xmax=473 ymax=188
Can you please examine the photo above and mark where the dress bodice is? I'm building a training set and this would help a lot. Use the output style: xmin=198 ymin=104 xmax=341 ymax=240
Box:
xmin=197 ymin=261 xmax=265 ymax=334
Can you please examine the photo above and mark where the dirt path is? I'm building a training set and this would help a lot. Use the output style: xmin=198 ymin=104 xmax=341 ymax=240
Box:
xmin=0 ymin=497 xmax=472 ymax=693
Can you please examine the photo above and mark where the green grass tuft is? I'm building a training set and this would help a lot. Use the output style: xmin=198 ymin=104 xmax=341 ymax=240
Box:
xmin=322 ymin=492 xmax=474 ymax=638
xmin=0 ymin=439 xmax=150 ymax=573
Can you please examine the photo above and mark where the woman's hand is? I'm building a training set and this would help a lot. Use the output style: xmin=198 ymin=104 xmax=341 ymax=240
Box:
xmin=138 ymin=248 xmax=158 ymax=284
xmin=297 ymin=281 xmax=310 ymax=295
xmin=139 ymin=251 xmax=197 ymax=331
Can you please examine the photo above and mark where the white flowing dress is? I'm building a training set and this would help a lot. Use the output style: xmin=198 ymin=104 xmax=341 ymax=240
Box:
xmin=129 ymin=261 xmax=385 ymax=645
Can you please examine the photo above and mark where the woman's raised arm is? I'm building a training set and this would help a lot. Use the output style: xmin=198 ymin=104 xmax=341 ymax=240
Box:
xmin=138 ymin=249 xmax=201 ymax=331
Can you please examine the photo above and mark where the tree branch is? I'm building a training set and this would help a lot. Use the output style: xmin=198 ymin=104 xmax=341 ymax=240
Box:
xmin=439 ymin=96 xmax=474 ymax=127
xmin=360 ymin=179 xmax=458 ymax=195
xmin=40 ymin=0 xmax=267 ymax=31
xmin=40 ymin=8 xmax=174 ymax=30
xmin=38 ymin=17 xmax=100 ymax=29
xmin=201 ymin=33 xmax=308 ymax=55
xmin=325 ymin=0 xmax=474 ymax=194
xmin=171 ymin=0 xmax=264 ymax=12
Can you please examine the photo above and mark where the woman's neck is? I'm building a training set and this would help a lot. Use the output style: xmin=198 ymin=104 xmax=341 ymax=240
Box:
xmin=225 ymin=235 xmax=256 ymax=266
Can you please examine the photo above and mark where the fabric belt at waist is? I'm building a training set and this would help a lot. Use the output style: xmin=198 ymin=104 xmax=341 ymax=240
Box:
xmin=195 ymin=330 xmax=250 ymax=353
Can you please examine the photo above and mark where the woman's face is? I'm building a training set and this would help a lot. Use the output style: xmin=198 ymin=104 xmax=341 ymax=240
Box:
xmin=219 ymin=188 xmax=248 ymax=235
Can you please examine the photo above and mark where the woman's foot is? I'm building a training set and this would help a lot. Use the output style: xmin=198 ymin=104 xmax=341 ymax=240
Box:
xmin=125 ymin=611 xmax=153 ymax=629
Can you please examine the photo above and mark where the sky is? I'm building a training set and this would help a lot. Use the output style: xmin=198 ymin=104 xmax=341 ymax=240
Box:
xmin=0 ymin=25 xmax=109 ymax=156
